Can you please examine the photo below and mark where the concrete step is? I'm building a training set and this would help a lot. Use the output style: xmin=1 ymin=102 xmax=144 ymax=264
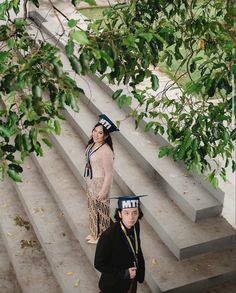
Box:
xmin=0 ymin=179 xmax=60 ymax=293
xmin=199 ymin=281 xmax=236 ymax=293
xmin=0 ymin=232 xmax=22 ymax=293
xmin=28 ymin=8 xmax=223 ymax=222
xmin=31 ymin=141 xmax=152 ymax=293
xmin=58 ymin=103 xmax=235 ymax=260
xmin=11 ymin=157 xmax=99 ymax=293
xmin=34 ymin=127 xmax=236 ymax=293
xmin=141 ymin=219 xmax=235 ymax=293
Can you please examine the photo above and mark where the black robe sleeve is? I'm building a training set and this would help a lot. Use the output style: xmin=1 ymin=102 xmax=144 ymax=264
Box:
xmin=94 ymin=229 xmax=127 ymax=282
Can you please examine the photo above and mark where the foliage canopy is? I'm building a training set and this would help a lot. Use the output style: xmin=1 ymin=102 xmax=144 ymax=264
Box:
xmin=0 ymin=0 xmax=235 ymax=188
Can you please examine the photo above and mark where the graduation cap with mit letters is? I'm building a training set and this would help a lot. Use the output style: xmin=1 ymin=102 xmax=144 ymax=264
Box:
xmin=99 ymin=114 xmax=120 ymax=133
xmin=111 ymin=195 xmax=148 ymax=209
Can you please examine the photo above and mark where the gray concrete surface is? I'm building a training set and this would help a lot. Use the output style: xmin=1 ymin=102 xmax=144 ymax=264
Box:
xmin=12 ymin=157 xmax=99 ymax=292
xmin=0 ymin=233 xmax=22 ymax=293
xmin=0 ymin=180 xmax=60 ymax=293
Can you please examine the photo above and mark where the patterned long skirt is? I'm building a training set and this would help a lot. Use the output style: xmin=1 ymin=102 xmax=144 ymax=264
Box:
xmin=86 ymin=178 xmax=110 ymax=239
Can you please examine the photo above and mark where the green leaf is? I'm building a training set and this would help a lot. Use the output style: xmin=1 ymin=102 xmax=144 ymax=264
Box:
xmin=151 ymin=74 xmax=159 ymax=91
xmin=1 ymin=144 xmax=16 ymax=153
xmin=232 ymin=161 xmax=236 ymax=173
xmin=53 ymin=63 xmax=63 ymax=77
xmin=30 ymin=0 xmax=39 ymax=8
xmin=211 ymin=177 xmax=219 ymax=189
xmin=79 ymin=52 xmax=90 ymax=74
xmin=190 ymin=62 xmax=196 ymax=73
xmin=7 ymin=38 xmax=15 ymax=48
xmin=69 ymin=55 xmax=81 ymax=74
xmin=100 ymin=51 xmax=114 ymax=68
xmin=113 ymin=3 xmax=128 ymax=10
xmin=138 ymin=33 xmax=153 ymax=42
xmin=92 ymin=49 xmax=101 ymax=59
xmin=30 ymin=128 xmax=38 ymax=149
xmin=54 ymin=119 xmax=61 ymax=135
xmin=32 ymin=85 xmax=42 ymax=99
xmin=84 ymin=0 xmax=97 ymax=6
xmin=71 ymin=0 xmax=79 ymax=7
xmin=15 ymin=18 xmax=27 ymax=28
xmin=232 ymin=64 xmax=236 ymax=77
xmin=112 ymin=89 xmax=122 ymax=100
xmin=117 ymin=95 xmax=132 ymax=108
xmin=7 ymin=169 xmax=22 ymax=182
xmin=144 ymin=122 xmax=154 ymax=132
xmin=68 ymin=19 xmax=78 ymax=28
xmin=70 ymin=31 xmax=90 ymax=45
xmin=22 ymin=134 xmax=32 ymax=152
xmin=195 ymin=162 xmax=202 ymax=175
xmin=15 ymin=134 xmax=23 ymax=151
xmin=65 ymin=40 xmax=75 ymax=56
xmin=8 ymin=163 xmax=23 ymax=173
xmin=0 ymin=51 xmax=9 ymax=62
xmin=42 ymin=138 xmax=53 ymax=148
xmin=13 ymin=0 xmax=20 ymax=14
xmin=0 ymin=125 xmax=11 ymax=137
xmin=0 ymin=2 xmax=7 ymax=20
xmin=158 ymin=147 xmax=171 ymax=158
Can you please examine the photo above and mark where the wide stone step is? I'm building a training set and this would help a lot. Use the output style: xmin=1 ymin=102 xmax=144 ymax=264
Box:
xmin=199 ymin=281 xmax=236 ymax=293
xmin=35 ymin=129 xmax=236 ymax=293
xmin=141 ymin=219 xmax=235 ymax=293
xmin=0 ymin=232 xmax=22 ymax=293
xmin=31 ymin=142 xmax=152 ymax=293
xmin=57 ymin=104 xmax=235 ymax=260
xmin=11 ymin=157 xmax=99 ymax=293
xmin=28 ymin=8 xmax=223 ymax=222
xmin=0 ymin=179 xmax=60 ymax=293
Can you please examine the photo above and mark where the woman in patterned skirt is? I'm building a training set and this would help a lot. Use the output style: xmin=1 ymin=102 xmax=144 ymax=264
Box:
xmin=84 ymin=114 xmax=119 ymax=244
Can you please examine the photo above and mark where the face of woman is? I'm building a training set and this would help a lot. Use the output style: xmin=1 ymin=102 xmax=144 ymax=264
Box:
xmin=92 ymin=125 xmax=105 ymax=144
xmin=119 ymin=208 xmax=139 ymax=229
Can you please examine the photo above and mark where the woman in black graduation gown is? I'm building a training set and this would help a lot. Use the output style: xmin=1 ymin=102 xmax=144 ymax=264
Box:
xmin=94 ymin=195 xmax=145 ymax=293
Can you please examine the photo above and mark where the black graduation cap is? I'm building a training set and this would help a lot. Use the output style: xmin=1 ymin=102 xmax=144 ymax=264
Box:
xmin=99 ymin=114 xmax=120 ymax=133
xmin=111 ymin=195 xmax=147 ymax=209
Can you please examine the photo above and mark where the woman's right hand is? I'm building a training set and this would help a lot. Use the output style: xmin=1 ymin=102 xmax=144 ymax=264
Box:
xmin=96 ymin=193 xmax=107 ymax=201
xmin=128 ymin=267 xmax=137 ymax=279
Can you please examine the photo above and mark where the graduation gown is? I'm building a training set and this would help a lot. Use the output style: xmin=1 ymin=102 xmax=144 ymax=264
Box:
xmin=94 ymin=221 xmax=145 ymax=293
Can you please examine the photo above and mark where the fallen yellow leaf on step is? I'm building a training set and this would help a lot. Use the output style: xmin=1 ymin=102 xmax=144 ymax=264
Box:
xmin=33 ymin=207 xmax=45 ymax=214
xmin=66 ymin=271 xmax=74 ymax=276
xmin=152 ymin=258 xmax=157 ymax=265
xmin=1 ymin=203 xmax=8 ymax=208
xmin=74 ymin=278 xmax=80 ymax=287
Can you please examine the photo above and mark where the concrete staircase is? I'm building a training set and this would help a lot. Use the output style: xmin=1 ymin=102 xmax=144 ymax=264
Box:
xmin=0 ymin=2 xmax=235 ymax=292
xmin=0 ymin=234 xmax=21 ymax=293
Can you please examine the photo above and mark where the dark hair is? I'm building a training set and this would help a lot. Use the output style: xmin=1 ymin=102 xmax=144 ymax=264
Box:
xmin=86 ymin=122 xmax=114 ymax=152
xmin=113 ymin=207 xmax=144 ymax=222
